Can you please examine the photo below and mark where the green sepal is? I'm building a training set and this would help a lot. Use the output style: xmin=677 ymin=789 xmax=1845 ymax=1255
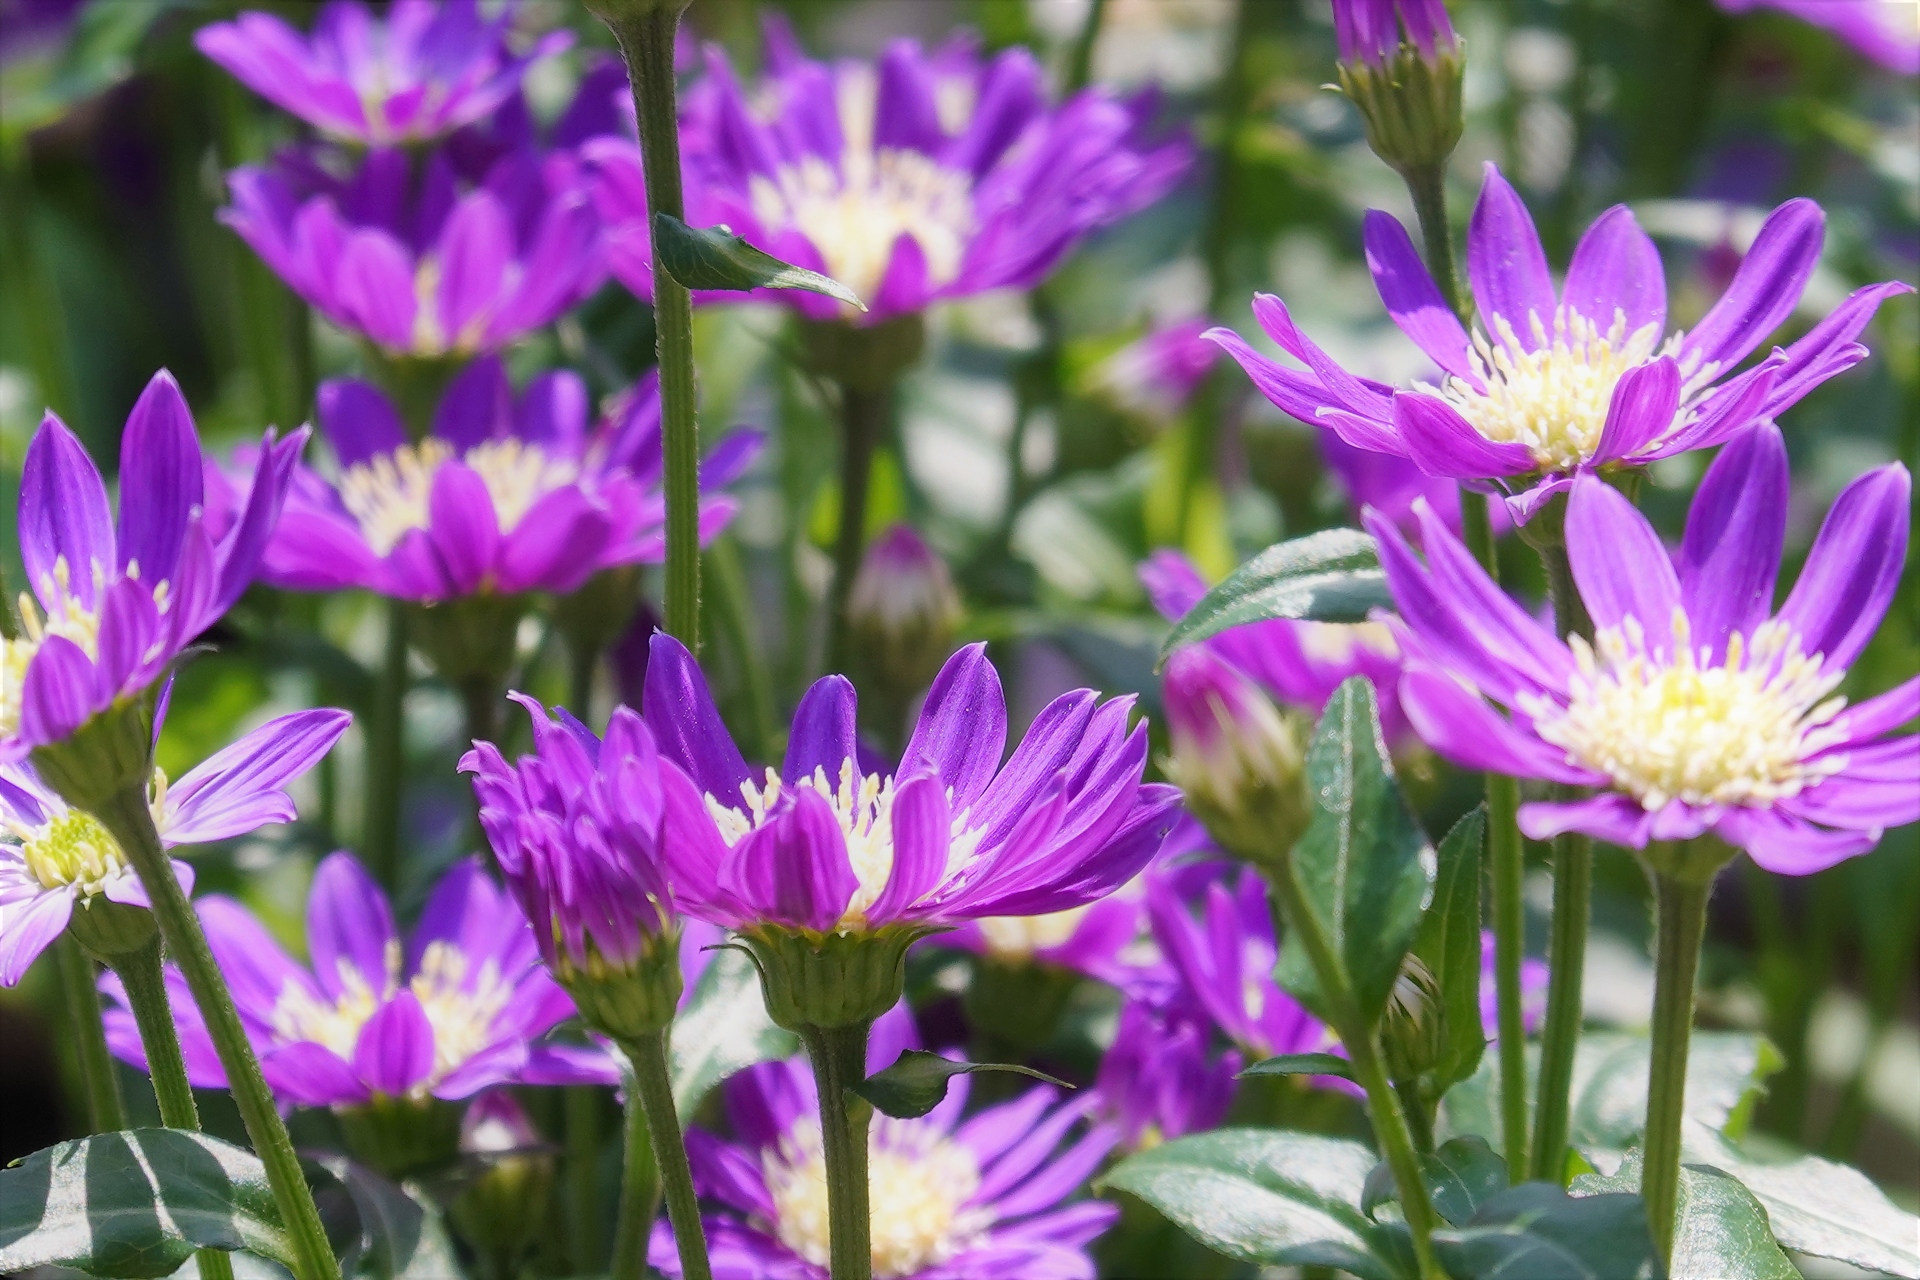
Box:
xmin=557 ymin=926 xmax=685 ymax=1044
xmin=853 ymin=1049 xmax=1069 ymax=1119
xmin=737 ymin=923 xmax=932 ymax=1032
xmin=653 ymin=212 xmax=865 ymax=311
xmin=334 ymin=1096 xmax=465 ymax=1181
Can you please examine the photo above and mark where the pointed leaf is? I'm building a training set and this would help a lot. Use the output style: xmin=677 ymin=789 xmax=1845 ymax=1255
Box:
xmin=1362 ymin=1136 xmax=1508 ymax=1228
xmin=1430 ymin=1182 xmax=1658 ymax=1279
xmin=303 ymin=1155 xmax=460 ymax=1280
xmin=1414 ymin=806 xmax=1488 ymax=1092
xmin=1573 ymin=1150 xmax=1796 ymax=1280
xmin=1237 ymin=1053 xmax=1356 ymax=1081
xmin=1159 ymin=529 xmax=1391 ymax=661
xmin=669 ymin=945 xmax=798 ymax=1118
xmin=853 ymin=1050 xmax=1068 ymax=1120
xmin=652 ymin=213 xmax=865 ymax=310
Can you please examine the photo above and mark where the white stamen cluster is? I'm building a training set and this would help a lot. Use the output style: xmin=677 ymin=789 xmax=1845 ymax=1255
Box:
xmin=338 ymin=438 xmax=580 ymax=558
xmin=4 ymin=558 xmax=172 ymax=739
xmin=764 ymin=1115 xmax=988 ymax=1278
xmin=974 ymin=905 xmax=1092 ymax=959
xmin=6 ymin=768 xmax=172 ymax=896
xmin=1525 ymin=610 xmax=1850 ymax=811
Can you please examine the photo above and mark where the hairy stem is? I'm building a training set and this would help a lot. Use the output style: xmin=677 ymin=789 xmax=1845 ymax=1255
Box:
xmin=1062 ymin=0 xmax=1109 ymax=94
xmin=621 ymin=1031 xmax=712 ymax=1280
xmin=1402 ymin=161 xmax=1469 ymax=325
xmin=1643 ymin=870 xmax=1711 ymax=1266
xmin=827 ymin=384 xmax=891 ymax=673
xmin=802 ymin=1021 xmax=875 ymax=1280
xmin=56 ymin=935 xmax=126 ymax=1133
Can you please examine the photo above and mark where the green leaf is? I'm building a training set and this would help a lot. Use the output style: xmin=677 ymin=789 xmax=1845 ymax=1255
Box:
xmin=1430 ymin=1182 xmax=1658 ymax=1279
xmin=1414 ymin=806 xmax=1488 ymax=1093
xmin=1276 ymin=678 xmax=1436 ymax=1024
xmin=1158 ymin=529 xmax=1390 ymax=660
xmin=1237 ymin=1053 xmax=1356 ymax=1081
xmin=303 ymin=1155 xmax=460 ymax=1280
xmin=852 ymin=1050 xmax=1068 ymax=1120
xmin=670 ymin=944 xmax=799 ymax=1119
xmin=0 ymin=1130 xmax=296 ymax=1278
xmin=1098 ymin=1129 xmax=1407 ymax=1279
xmin=652 ymin=213 xmax=865 ymax=310
xmin=1573 ymin=1150 xmax=1796 ymax=1280
xmin=1363 ymin=1136 xmax=1507 ymax=1228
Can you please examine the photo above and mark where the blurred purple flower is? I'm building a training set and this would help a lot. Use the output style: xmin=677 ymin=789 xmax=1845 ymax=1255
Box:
xmin=645 ymin=635 xmax=1180 ymax=935
xmin=209 ymin=358 xmax=758 ymax=603
xmin=1088 ymin=318 xmax=1217 ymax=421
xmin=195 ymin=0 xmax=572 ymax=146
xmin=1318 ymin=428 xmax=1512 ymax=540
xmin=1333 ymin=0 xmax=1457 ymax=67
xmin=1717 ymin=0 xmax=1919 ymax=75
xmin=650 ymin=1003 xmax=1119 ymax=1278
xmin=1095 ymin=999 xmax=1239 ymax=1151
xmin=1372 ymin=423 xmax=1917 ymax=875
xmin=2 ymin=371 xmax=306 ymax=758
xmin=1211 ymin=163 xmax=1912 ymax=521
xmin=943 ymin=882 xmax=1159 ymax=993
xmin=1479 ymin=932 xmax=1549 ymax=1039
xmin=102 ymin=852 xmax=613 ymax=1108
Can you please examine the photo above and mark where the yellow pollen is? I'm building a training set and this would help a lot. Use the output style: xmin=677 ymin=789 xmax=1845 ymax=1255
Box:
xmin=16 ymin=809 xmax=129 ymax=896
xmin=1523 ymin=610 xmax=1850 ymax=811
xmin=765 ymin=1116 xmax=987 ymax=1277
xmin=4 ymin=558 xmax=173 ymax=739
xmin=974 ymin=905 xmax=1093 ymax=959
xmin=704 ymin=761 xmax=984 ymax=930
xmin=1428 ymin=307 xmax=1696 ymax=472
xmin=338 ymin=438 xmax=579 ymax=557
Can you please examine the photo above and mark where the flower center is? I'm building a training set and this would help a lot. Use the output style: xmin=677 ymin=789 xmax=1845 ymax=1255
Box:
xmin=974 ymin=906 xmax=1092 ymax=959
xmin=337 ymin=439 xmax=580 ymax=558
xmin=6 ymin=560 xmax=174 ymax=739
xmin=1297 ymin=620 xmax=1400 ymax=665
xmin=269 ymin=938 xmax=511 ymax=1092
xmin=765 ymin=1116 xmax=986 ymax=1278
xmin=1524 ymin=611 xmax=1851 ymax=811
xmin=705 ymin=761 xmax=983 ymax=929
xmin=1432 ymin=307 xmax=1687 ymax=472
xmin=15 ymin=809 xmax=128 ymax=896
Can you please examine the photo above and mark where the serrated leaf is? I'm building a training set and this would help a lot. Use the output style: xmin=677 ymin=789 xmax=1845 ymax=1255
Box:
xmin=1573 ymin=1149 xmax=1796 ymax=1280
xmin=852 ymin=1050 xmax=1068 ymax=1120
xmin=670 ymin=945 xmax=798 ymax=1118
xmin=0 ymin=1130 xmax=296 ymax=1278
xmin=1275 ymin=678 xmax=1436 ymax=1025
xmin=1237 ymin=1053 xmax=1356 ymax=1081
xmin=1430 ymin=1182 xmax=1658 ymax=1279
xmin=1363 ymin=1136 xmax=1507 ymax=1228
xmin=1158 ymin=529 xmax=1390 ymax=660
xmin=652 ymin=213 xmax=865 ymax=310
xmin=1415 ymin=806 xmax=1488 ymax=1093
xmin=1098 ymin=1129 xmax=1406 ymax=1279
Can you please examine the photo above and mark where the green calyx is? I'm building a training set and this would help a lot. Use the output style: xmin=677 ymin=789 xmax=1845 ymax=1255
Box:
xmin=556 ymin=928 xmax=684 ymax=1044
xmin=738 ymin=924 xmax=929 ymax=1033
xmin=1640 ymin=833 xmax=1738 ymax=888
xmin=30 ymin=692 xmax=158 ymax=815
xmin=1380 ymin=954 xmax=1449 ymax=1085
xmin=800 ymin=312 xmax=928 ymax=393
xmin=407 ymin=592 xmax=530 ymax=690
xmin=1338 ymin=42 xmax=1465 ymax=179
xmin=1167 ymin=716 xmax=1314 ymax=876
xmin=583 ymin=0 xmax=690 ymax=23
xmin=65 ymin=894 xmax=159 ymax=963
xmin=335 ymin=1095 xmax=465 ymax=1179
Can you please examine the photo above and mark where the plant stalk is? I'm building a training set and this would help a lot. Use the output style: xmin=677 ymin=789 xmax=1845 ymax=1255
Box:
xmin=802 ymin=1021 xmax=875 ymax=1280
xmin=1643 ymin=868 xmax=1712 ymax=1267
xmin=364 ymin=598 xmax=408 ymax=890
xmin=619 ymin=1031 xmax=711 ymax=1280
xmin=91 ymin=788 xmax=340 ymax=1280
xmin=55 ymin=934 xmax=126 ymax=1133
xmin=1402 ymin=161 xmax=1469 ymax=326
xmin=1062 ymin=0 xmax=1109 ymax=94
xmin=563 ymin=1085 xmax=606 ymax=1274
xmin=608 ymin=1058 xmax=659 ymax=1280
xmin=827 ymin=383 xmax=891 ymax=673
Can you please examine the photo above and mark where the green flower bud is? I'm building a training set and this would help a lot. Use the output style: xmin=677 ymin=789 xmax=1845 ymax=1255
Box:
xmin=1337 ymin=35 xmax=1465 ymax=181
xmin=1380 ymin=954 xmax=1448 ymax=1084
xmin=555 ymin=927 xmax=684 ymax=1045
xmin=848 ymin=525 xmax=963 ymax=699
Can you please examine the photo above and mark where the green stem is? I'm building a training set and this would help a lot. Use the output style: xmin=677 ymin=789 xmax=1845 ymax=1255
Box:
xmin=621 ymin=1031 xmax=712 ymax=1280
xmin=801 ymin=1021 xmax=875 ymax=1280
xmin=827 ymin=384 xmax=891 ymax=674
xmin=603 ymin=3 xmax=700 ymax=649
xmin=1401 ymin=162 xmax=1469 ymax=325
xmin=607 ymin=1057 xmax=659 ymax=1280
xmin=1396 ymin=1078 xmax=1436 ymax=1154
xmin=705 ymin=535 xmax=780 ymax=759
xmin=563 ymin=1086 xmax=606 ymax=1274
xmin=1643 ymin=869 xmax=1711 ymax=1267
xmin=91 ymin=789 xmax=339 ymax=1280
xmin=1529 ymin=825 xmax=1591 ymax=1184
xmin=55 ymin=935 xmax=126 ymax=1133
xmin=364 ymin=598 xmax=408 ymax=890
xmin=1540 ymin=541 xmax=1594 ymax=643
xmin=1062 ymin=0 xmax=1109 ymax=94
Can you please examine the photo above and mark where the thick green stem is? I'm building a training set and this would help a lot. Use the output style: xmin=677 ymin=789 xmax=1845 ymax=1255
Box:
xmin=1062 ymin=0 xmax=1109 ymax=94
xmin=827 ymin=384 xmax=891 ymax=673
xmin=801 ymin=1021 xmax=875 ymax=1280
xmin=607 ymin=1059 xmax=659 ymax=1280
xmin=621 ymin=1031 xmax=712 ymax=1280
xmin=364 ymin=598 xmax=408 ymax=890
xmin=1402 ymin=162 xmax=1469 ymax=325
xmin=55 ymin=935 xmax=126 ymax=1133
xmin=1529 ymin=824 xmax=1591 ymax=1184
xmin=1643 ymin=871 xmax=1711 ymax=1267
xmin=91 ymin=789 xmax=339 ymax=1280
xmin=603 ymin=4 xmax=701 ymax=648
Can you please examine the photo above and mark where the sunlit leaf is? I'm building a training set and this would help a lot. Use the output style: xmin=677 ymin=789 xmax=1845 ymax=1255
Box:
xmin=652 ymin=213 xmax=865 ymax=310
xmin=1158 ymin=529 xmax=1390 ymax=661
xmin=853 ymin=1051 xmax=1068 ymax=1120
xmin=1574 ymin=1149 xmax=1796 ymax=1280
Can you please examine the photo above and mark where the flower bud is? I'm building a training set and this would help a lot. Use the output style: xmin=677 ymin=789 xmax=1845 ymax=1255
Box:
xmin=447 ymin=1091 xmax=555 ymax=1273
xmin=848 ymin=525 xmax=963 ymax=698
xmin=555 ymin=928 xmax=685 ymax=1044
xmin=1380 ymin=954 xmax=1447 ymax=1084
xmin=1160 ymin=647 xmax=1311 ymax=870
xmin=1332 ymin=0 xmax=1465 ymax=179
xmin=738 ymin=923 xmax=928 ymax=1034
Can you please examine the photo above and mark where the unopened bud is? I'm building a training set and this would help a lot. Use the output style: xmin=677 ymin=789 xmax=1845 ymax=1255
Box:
xmin=1380 ymin=954 xmax=1447 ymax=1084
xmin=848 ymin=525 xmax=963 ymax=697
xmin=1160 ymin=647 xmax=1311 ymax=869
xmin=556 ymin=927 xmax=684 ymax=1045
xmin=1333 ymin=0 xmax=1465 ymax=179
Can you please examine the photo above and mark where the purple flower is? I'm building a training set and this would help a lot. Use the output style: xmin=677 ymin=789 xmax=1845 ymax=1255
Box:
xmin=220 ymin=144 xmax=602 ymax=357
xmin=1717 ymin=0 xmax=1919 ymax=75
xmin=1479 ymin=932 xmax=1549 ymax=1039
xmin=0 ymin=704 xmax=349 ymax=985
xmin=1095 ymin=999 xmax=1239 ymax=1151
xmin=588 ymin=19 xmax=1192 ymax=321
xmin=2 ymin=371 xmax=306 ymax=758
xmin=212 ymin=357 xmax=758 ymax=603
xmin=1333 ymin=0 xmax=1457 ymax=67
xmin=1319 ymin=429 xmax=1512 ymax=540
xmin=195 ymin=0 xmax=572 ymax=146
xmin=102 ymin=852 xmax=613 ymax=1108
xmin=646 ymin=636 xmax=1181 ymax=935
xmin=1141 ymin=550 xmax=1412 ymax=746
xmin=943 ymin=881 xmax=1159 ymax=993
xmin=1371 ymin=422 xmax=1917 ymax=875
xmin=1088 ymin=317 xmax=1217 ymax=421
xmin=650 ymin=1003 xmax=1119 ymax=1279
xmin=1211 ymin=164 xmax=1914 ymax=521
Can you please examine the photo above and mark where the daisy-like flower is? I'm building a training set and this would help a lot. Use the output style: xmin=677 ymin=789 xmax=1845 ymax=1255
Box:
xmin=1333 ymin=0 xmax=1457 ymax=68
xmin=650 ymin=1004 xmax=1120 ymax=1279
xmin=1085 ymin=317 xmax=1217 ymax=423
xmin=1094 ymin=998 xmax=1240 ymax=1152
xmin=587 ymin=17 xmax=1191 ymax=320
xmin=216 ymin=357 xmax=758 ymax=603
xmin=195 ymin=0 xmax=572 ymax=147
xmin=1372 ymin=421 xmax=1917 ymax=873
xmin=1211 ymin=164 xmax=1913 ymax=519
xmin=1717 ymin=0 xmax=1919 ymax=75
xmin=102 ymin=852 xmax=613 ymax=1108
xmin=944 ymin=883 xmax=1156 ymax=993
xmin=1 ymin=371 xmax=306 ymax=759
xmin=219 ymin=143 xmax=602 ymax=359
xmin=645 ymin=635 xmax=1180 ymax=937
xmin=0 ymin=704 xmax=349 ymax=983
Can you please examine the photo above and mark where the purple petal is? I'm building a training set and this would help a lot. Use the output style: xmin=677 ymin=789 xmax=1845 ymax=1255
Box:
xmin=20 ymin=636 xmax=99 ymax=748
xmin=493 ymin=485 xmax=610 ymax=595
xmin=0 ymin=890 xmax=73 ymax=986
xmin=1399 ymin=668 xmax=1602 ymax=786
xmin=1363 ymin=209 xmax=1474 ymax=380
xmin=407 ymin=856 xmax=509 ymax=975
xmin=101 ymin=859 xmax=195 ymax=909
xmin=872 ymin=39 xmax=945 ymax=153
xmin=1562 ymin=205 xmax=1665 ymax=337
xmin=1785 ymin=765 xmax=1920 ymax=832
xmin=1564 ymin=474 xmax=1681 ymax=653
xmin=353 ymin=991 xmax=436 ymax=1096
xmin=116 ymin=371 xmax=204 ymax=582
xmin=91 ymin=578 xmax=160 ymax=702
xmin=161 ymin=709 xmax=352 ymax=845
xmin=426 ymin=461 xmax=501 ymax=595
xmin=898 ymin=643 xmax=1007 ymax=812
xmin=866 ymin=772 xmax=949 ymax=924
xmin=436 ymin=190 xmax=513 ymax=343
xmin=1517 ymin=794 xmax=1655 ymax=848
xmin=1392 ymin=393 xmax=1535 ymax=479
xmin=21 ymin=413 xmax=114 ymax=609
xmin=1776 ymin=462 xmax=1911 ymax=673
xmin=1677 ymin=423 xmax=1786 ymax=656
xmin=720 ymin=787 xmax=856 ymax=932
xmin=1714 ymin=807 xmax=1876 ymax=877
xmin=337 ymin=229 xmax=418 ymax=350
xmin=515 ymin=370 xmax=589 ymax=456
xmin=1467 ymin=164 xmax=1555 ymax=348
xmin=1138 ymin=549 xmax=1208 ymax=622
xmin=213 ymin=425 xmax=310 ymax=619
xmin=261 ymin=1041 xmax=367 ymax=1107
xmin=1757 ymin=281 xmax=1916 ymax=421
xmin=1592 ymin=356 xmax=1680 ymax=465
xmin=657 ymin=762 xmax=734 ymax=919
xmin=197 ymin=895 xmax=316 ymax=1021
xmin=642 ymin=633 xmax=752 ymax=805
xmin=1682 ymin=198 xmax=1823 ymax=376
xmin=317 ymin=380 xmax=406 ymax=468
xmin=783 ymin=675 xmax=858 ymax=785
xmin=1833 ymin=676 xmax=1920 ymax=745
xmin=433 ymin=355 xmax=512 ymax=450
xmin=307 ymin=852 xmax=398 ymax=1002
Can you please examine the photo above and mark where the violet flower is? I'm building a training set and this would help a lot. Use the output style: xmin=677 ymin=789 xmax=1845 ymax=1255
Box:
xmin=195 ymin=0 xmax=572 ymax=147
xmin=1095 ymin=998 xmax=1240 ymax=1151
xmin=219 ymin=144 xmax=602 ymax=358
xmin=1372 ymin=422 xmax=1916 ymax=874
xmin=1211 ymin=164 xmax=1913 ymax=520
xmin=1717 ymin=0 xmax=1919 ymax=75
xmin=645 ymin=636 xmax=1181 ymax=936
xmin=1333 ymin=0 xmax=1457 ymax=68
xmin=0 ymin=704 xmax=349 ymax=985
xmin=1087 ymin=317 xmax=1217 ymax=422
xmin=650 ymin=1003 xmax=1119 ymax=1279
xmin=102 ymin=852 xmax=613 ymax=1108
xmin=213 ymin=357 xmax=758 ymax=603
xmin=1480 ymin=931 xmax=1548 ymax=1039
xmin=943 ymin=882 xmax=1159 ymax=993
xmin=1 ymin=371 xmax=306 ymax=758
xmin=588 ymin=18 xmax=1192 ymax=320
xmin=1319 ymin=429 xmax=1512 ymax=540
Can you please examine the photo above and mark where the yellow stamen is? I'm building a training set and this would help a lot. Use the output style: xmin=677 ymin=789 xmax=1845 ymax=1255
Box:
xmin=337 ymin=439 xmax=580 ymax=558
